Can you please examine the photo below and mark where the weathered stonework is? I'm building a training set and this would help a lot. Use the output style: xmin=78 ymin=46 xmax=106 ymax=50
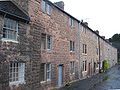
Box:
xmin=0 ymin=0 xmax=118 ymax=90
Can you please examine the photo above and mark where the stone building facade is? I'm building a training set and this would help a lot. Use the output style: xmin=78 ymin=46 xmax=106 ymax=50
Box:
xmin=0 ymin=0 xmax=118 ymax=90
xmin=99 ymin=37 xmax=117 ymax=69
xmin=79 ymin=23 xmax=100 ymax=79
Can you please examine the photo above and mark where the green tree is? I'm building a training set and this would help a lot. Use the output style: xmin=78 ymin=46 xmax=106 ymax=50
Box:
xmin=109 ymin=33 xmax=120 ymax=42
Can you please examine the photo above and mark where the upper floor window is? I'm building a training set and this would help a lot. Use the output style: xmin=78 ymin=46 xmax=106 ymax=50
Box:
xmin=70 ymin=41 xmax=75 ymax=51
xmin=69 ymin=17 xmax=74 ymax=27
xmin=82 ymin=44 xmax=87 ymax=54
xmin=46 ymin=4 xmax=52 ymax=15
xmin=41 ymin=0 xmax=52 ymax=15
xmin=9 ymin=62 xmax=25 ymax=85
xmin=3 ymin=18 xmax=18 ymax=41
xmin=41 ymin=0 xmax=46 ymax=12
xmin=96 ymin=47 xmax=99 ymax=55
xmin=78 ymin=22 xmax=80 ymax=31
xmin=41 ymin=34 xmax=52 ymax=50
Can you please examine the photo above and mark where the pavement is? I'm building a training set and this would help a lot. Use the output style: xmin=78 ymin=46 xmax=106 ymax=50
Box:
xmin=59 ymin=64 xmax=120 ymax=90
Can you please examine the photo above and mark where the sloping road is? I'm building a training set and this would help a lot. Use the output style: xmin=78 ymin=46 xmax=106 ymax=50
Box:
xmin=90 ymin=65 xmax=120 ymax=90
xmin=59 ymin=65 xmax=120 ymax=90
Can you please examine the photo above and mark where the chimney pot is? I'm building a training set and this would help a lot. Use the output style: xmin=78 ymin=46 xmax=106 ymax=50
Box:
xmin=54 ymin=1 xmax=64 ymax=10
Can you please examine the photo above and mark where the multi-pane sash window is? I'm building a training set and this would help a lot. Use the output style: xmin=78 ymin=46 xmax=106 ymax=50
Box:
xmin=69 ymin=17 xmax=74 ymax=27
xmin=46 ymin=64 xmax=51 ymax=80
xmin=96 ymin=48 xmax=99 ymax=55
xmin=46 ymin=4 xmax=52 ymax=15
xmin=82 ymin=61 xmax=87 ymax=71
xmin=41 ymin=34 xmax=52 ymax=50
xmin=70 ymin=41 xmax=75 ymax=51
xmin=41 ymin=0 xmax=52 ymax=15
xmin=47 ymin=35 xmax=52 ymax=50
xmin=41 ymin=63 xmax=51 ymax=81
xmin=41 ymin=0 xmax=46 ymax=12
xmin=3 ymin=18 xmax=18 ymax=40
xmin=9 ymin=62 xmax=25 ymax=85
xmin=70 ymin=61 xmax=75 ymax=74
xmin=82 ymin=44 xmax=87 ymax=54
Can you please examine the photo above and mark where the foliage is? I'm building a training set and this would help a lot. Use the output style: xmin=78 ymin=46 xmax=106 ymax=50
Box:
xmin=102 ymin=60 xmax=109 ymax=71
xmin=109 ymin=33 xmax=120 ymax=42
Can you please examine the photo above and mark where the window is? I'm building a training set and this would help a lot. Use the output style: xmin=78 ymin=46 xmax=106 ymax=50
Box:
xmin=41 ymin=34 xmax=46 ymax=50
xmin=82 ymin=61 xmax=87 ymax=71
xmin=85 ymin=61 xmax=87 ymax=71
xmin=46 ymin=4 xmax=52 ymax=15
xmin=70 ymin=41 xmax=75 ymax=51
xmin=41 ymin=63 xmax=51 ymax=81
xmin=78 ymin=22 xmax=80 ymax=31
xmin=82 ymin=44 xmax=87 ymax=54
xmin=41 ymin=0 xmax=52 ymax=15
xmin=96 ymin=48 xmax=99 ymax=55
xmin=70 ymin=61 xmax=75 ymax=74
xmin=47 ymin=35 xmax=52 ymax=50
xmin=46 ymin=64 xmax=51 ymax=80
xmin=83 ymin=44 xmax=87 ymax=54
xmin=9 ymin=62 xmax=25 ymax=85
xmin=69 ymin=17 xmax=74 ymax=27
xmin=3 ymin=18 xmax=18 ymax=40
xmin=41 ymin=34 xmax=52 ymax=50
xmin=41 ymin=0 xmax=46 ymax=12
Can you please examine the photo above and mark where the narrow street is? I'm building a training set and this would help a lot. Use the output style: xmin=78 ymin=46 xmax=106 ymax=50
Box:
xmin=59 ymin=65 xmax=120 ymax=90
xmin=90 ymin=65 xmax=120 ymax=90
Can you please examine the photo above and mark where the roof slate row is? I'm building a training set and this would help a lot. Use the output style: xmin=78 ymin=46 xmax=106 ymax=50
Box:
xmin=0 ymin=1 xmax=30 ymax=22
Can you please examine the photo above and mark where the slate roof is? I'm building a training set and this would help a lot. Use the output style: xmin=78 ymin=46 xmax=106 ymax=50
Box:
xmin=0 ymin=1 xmax=30 ymax=22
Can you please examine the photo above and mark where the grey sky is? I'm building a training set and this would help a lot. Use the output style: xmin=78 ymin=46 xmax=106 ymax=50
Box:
xmin=50 ymin=0 xmax=120 ymax=39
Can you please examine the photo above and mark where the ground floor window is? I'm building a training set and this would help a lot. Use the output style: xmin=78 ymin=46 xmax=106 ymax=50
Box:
xmin=41 ymin=63 xmax=51 ymax=81
xmin=9 ymin=62 xmax=25 ymax=85
xmin=70 ymin=61 xmax=75 ymax=74
xmin=83 ymin=60 xmax=87 ymax=71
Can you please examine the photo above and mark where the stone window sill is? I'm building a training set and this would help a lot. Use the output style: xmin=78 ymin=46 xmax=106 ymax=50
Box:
xmin=9 ymin=81 xmax=25 ymax=86
xmin=82 ymin=53 xmax=87 ymax=55
xmin=40 ymin=80 xmax=51 ymax=84
xmin=2 ymin=38 xmax=18 ymax=43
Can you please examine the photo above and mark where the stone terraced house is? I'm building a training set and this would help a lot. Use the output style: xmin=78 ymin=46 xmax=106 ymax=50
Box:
xmin=0 ymin=0 xmax=117 ymax=90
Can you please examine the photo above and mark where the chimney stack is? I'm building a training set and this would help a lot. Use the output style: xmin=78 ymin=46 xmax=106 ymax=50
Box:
xmin=102 ymin=36 xmax=105 ymax=39
xmin=54 ymin=1 xmax=64 ymax=10
xmin=95 ymin=30 xmax=99 ymax=35
xmin=83 ymin=22 xmax=88 ymax=26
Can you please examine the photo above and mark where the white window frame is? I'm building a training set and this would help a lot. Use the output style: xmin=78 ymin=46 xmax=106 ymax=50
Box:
xmin=47 ymin=35 xmax=52 ymax=50
xmin=2 ymin=18 xmax=18 ymax=42
xmin=41 ymin=0 xmax=52 ymax=15
xmin=83 ymin=61 xmax=87 ymax=71
xmin=41 ymin=63 xmax=51 ymax=82
xmin=69 ymin=17 xmax=74 ymax=27
xmin=46 ymin=4 xmax=52 ymax=15
xmin=82 ymin=44 xmax=87 ymax=54
xmin=70 ymin=41 xmax=75 ymax=52
xmin=9 ymin=62 xmax=25 ymax=86
xmin=41 ymin=34 xmax=52 ymax=50
xmin=46 ymin=63 xmax=51 ymax=81
xmin=41 ymin=0 xmax=46 ymax=12
xmin=70 ymin=61 xmax=75 ymax=74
